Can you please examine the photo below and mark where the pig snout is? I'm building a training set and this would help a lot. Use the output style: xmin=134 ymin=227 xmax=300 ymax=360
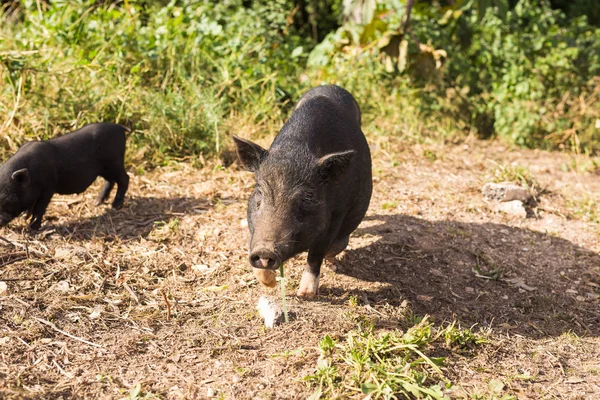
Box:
xmin=249 ymin=247 xmax=280 ymax=270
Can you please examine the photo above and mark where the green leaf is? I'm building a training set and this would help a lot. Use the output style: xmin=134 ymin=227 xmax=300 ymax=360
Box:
xmin=361 ymin=382 xmax=378 ymax=394
xmin=291 ymin=46 xmax=303 ymax=58
xmin=361 ymin=0 xmax=376 ymax=25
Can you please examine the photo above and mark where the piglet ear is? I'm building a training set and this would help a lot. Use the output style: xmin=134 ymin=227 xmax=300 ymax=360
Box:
xmin=317 ymin=150 xmax=355 ymax=182
xmin=232 ymin=135 xmax=268 ymax=172
xmin=11 ymin=168 xmax=30 ymax=186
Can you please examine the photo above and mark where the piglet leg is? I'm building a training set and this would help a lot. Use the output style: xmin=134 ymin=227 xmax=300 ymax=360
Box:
xmin=112 ymin=171 xmax=129 ymax=209
xmin=29 ymin=191 xmax=53 ymax=230
xmin=96 ymin=181 xmax=115 ymax=206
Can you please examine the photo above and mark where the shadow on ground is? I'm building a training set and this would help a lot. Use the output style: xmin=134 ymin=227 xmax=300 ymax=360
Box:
xmin=48 ymin=195 xmax=209 ymax=241
xmin=330 ymin=214 xmax=600 ymax=337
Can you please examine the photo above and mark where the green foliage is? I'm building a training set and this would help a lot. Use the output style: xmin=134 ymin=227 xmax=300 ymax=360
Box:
xmin=1 ymin=0 xmax=599 ymax=166
xmin=0 ymin=0 xmax=310 ymax=164
xmin=307 ymin=0 xmax=600 ymax=154
xmin=441 ymin=0 xmax=600 ymax=149
xmin=487 ymin=162 xmax=538 ymax=188
xmin=305 ymin=317 xmax=481 ymax=399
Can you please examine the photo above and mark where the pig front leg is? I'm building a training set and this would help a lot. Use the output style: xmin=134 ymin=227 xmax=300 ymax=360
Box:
xmin=298 ymin=250 xmax=324 ymax=298
xmin=29 ymin=191 xmax=53 ymax=230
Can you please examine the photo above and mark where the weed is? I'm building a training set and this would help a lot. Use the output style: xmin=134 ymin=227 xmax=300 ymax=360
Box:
xmin=442 ymin=322 xmax=487 ymax=350
xmin=565 ymin=195 xmax=599 ymax=224
xmin=381 ymin=201 xmax=399 ymax=211
xmin=305 ymin=317 xmax=487 ymax=399
xmin=487 ymin=162 xmax=538 ymax=189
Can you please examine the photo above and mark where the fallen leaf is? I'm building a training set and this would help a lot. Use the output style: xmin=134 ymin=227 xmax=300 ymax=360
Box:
xmin=202 ymin=285 xmax=229 ymax=292
xmin=505 ymin=277 xmax=536 ymax=292
xmin=416 ymin=295 xmax=433 ymax=302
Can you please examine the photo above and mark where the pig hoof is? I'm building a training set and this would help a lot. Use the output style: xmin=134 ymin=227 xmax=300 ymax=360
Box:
xmin=29 ymin=221 xmax=42 ymax=230
xmin=297 ymin=271 xmax=319 ymax=298
xmin=253 ymin=268 xmax=277 ymax=288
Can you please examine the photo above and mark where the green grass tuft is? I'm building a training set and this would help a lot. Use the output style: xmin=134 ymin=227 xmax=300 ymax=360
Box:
xmin=306 ymin=316 xmax=485 ymax=399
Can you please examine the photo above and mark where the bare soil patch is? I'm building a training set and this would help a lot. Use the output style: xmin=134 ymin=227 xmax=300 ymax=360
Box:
xmin=1 ymin=139 xmax=599 ymax=399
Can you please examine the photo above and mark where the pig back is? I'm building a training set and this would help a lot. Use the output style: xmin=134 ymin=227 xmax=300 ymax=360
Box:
xmin=50 ymin=123 xmax=127 ymax=194
xmin=272 ymin=85 xmax=372 ymax=239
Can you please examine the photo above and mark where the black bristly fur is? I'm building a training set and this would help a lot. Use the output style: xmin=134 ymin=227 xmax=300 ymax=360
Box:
xmin=0 ymin=123 xmax=129 ymax=230
xmin=233 ymin=85 xmax=372 ymax=296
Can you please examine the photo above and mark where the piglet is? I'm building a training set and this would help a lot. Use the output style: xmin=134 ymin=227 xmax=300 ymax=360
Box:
xmin=0 ymin=123 xmax=129 ymax=229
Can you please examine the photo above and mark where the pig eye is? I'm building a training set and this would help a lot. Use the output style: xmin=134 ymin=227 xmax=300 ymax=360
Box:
xmin=300 ymin=192 xmax=318 ymax=208
xmin=253 ymin=190 xmax=263 ymax=209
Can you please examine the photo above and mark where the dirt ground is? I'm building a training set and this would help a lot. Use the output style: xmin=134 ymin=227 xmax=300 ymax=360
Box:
xmin=1 ymin=137 xmax=599 ymax=399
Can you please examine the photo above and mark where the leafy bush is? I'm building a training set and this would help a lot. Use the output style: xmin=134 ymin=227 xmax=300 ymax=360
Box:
xmin=1 ymin=0 xmax=599 ymax=165
xmin=0 ymin=0 xmax=310 ymax=164
xmin=307 ymin=0 xmax=600 ymax=153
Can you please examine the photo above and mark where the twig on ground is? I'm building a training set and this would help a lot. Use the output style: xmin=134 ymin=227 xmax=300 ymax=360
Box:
xmin=33 ymin=317 xmax=104 ymax=348
xmin=162 ymin=290 xmax=171 ymax=320
xmin=0 ymin=252 xmax=27 ymax=268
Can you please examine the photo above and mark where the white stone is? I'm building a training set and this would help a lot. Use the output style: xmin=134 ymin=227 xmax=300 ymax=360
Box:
xmin=496 ymin=200 xmax=527 ymax=219
xmin=55 ymin=280 xmax=70 ymax=293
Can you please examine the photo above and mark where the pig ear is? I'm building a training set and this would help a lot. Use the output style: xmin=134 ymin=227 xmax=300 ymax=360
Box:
xmin=11 ymin=168 xmax=30 ymax=186
xmin=232 ymin=135 xmax=268 ymax=172
xmin=317 ymin=150 xmax=355 ymax=182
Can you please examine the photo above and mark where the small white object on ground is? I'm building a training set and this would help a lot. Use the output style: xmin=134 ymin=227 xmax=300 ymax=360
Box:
xmin=496 ymin=200 xmax=527 ymax=219
xmin=257 ymin=296 xmax=284 ymax=328
xmin=89 ymin=305 xmax=103 ymax=320
xmin=0 ymin=281 xmax=8 ymax=296
xmin=55 ymin=280 xmax=70 ymax=293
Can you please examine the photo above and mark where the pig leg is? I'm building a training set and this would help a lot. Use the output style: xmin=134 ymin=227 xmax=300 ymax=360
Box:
xmin=29 ymin=191 xmax=53 ymax=230
xmin=298 ymin=250 xmax=325 ymax=298
xmin=111 ymin=170 xmax=129 ymax=209
xmin=325 ymin=235 xmax=350 ymax=261
xmin=95 ymin=181 xmax=115 ymax=206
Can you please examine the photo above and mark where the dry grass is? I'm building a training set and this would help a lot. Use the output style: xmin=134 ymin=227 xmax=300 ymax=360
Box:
xmin=1 ymin=138 xmax=599 ymax=399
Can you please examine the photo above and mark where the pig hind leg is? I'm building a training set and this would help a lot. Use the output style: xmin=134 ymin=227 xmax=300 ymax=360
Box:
xmin=111 ymin=168 xmax=129 ymax=209
xmin=95 ymin=181 xmax=115 ymax=206
xmin=325 ymin=235 xmax=350 ymax=261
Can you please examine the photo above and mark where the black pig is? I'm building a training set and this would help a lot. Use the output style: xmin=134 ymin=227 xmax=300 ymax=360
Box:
xmin=0 ymin=123 xmax=129 ymax=229
xmin=233 ymin=85 xmax=372 ymax=298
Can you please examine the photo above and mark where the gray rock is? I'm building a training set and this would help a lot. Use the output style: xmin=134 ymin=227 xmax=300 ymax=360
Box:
xmin=482 ymin=182 xmax=532 ymax=203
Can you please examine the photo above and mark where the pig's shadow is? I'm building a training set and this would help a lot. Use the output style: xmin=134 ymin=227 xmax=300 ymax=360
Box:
xmin=326 ymin=214 xmax=600 ymax=338
xmin=47 ymin=195 xmax=209 ymax=241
